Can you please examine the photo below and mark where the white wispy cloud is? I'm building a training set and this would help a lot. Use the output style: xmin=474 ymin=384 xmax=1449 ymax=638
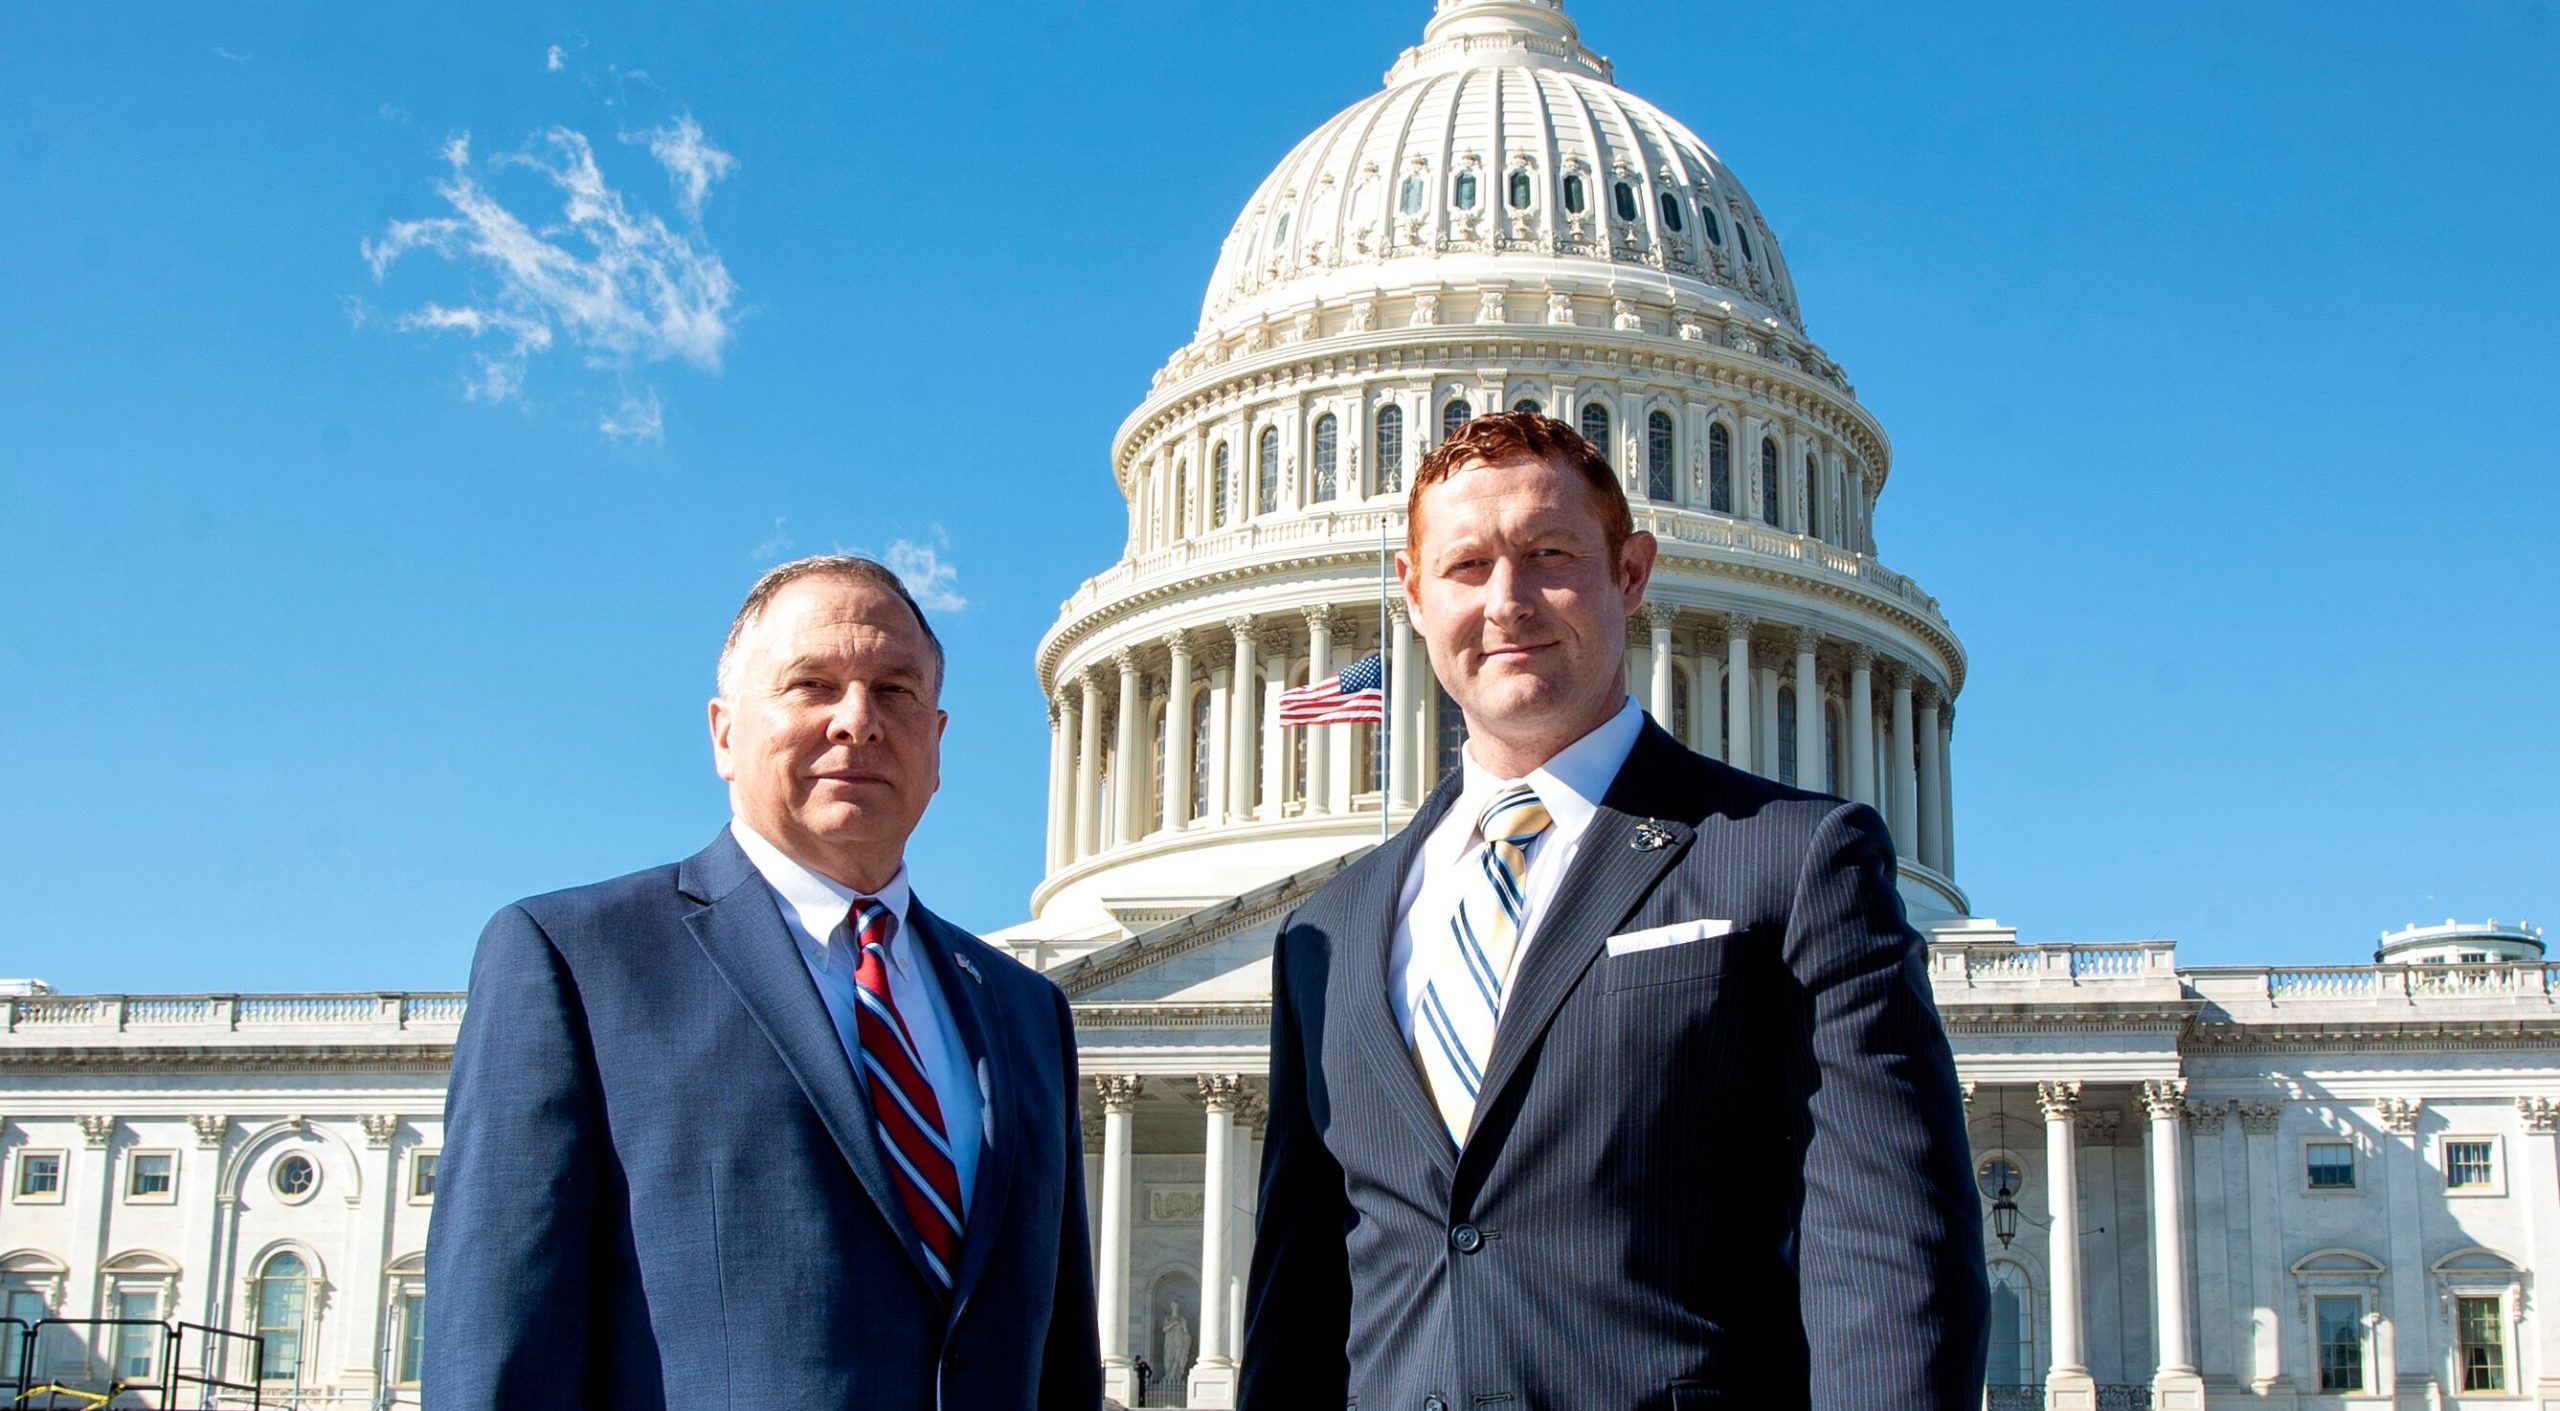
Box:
xmin=361 ymin=124 xmax=737 ymax=431
xmin=634 ymin=115 xmax=736 ymax=223
xmin=545 ymin=45 xmax=565 ymax=72
xmin=750 ymin=517 xmax=794 ymax=562
xmin=883 ymin=532 xmax=967 ymax=614
xmin=214 ymin=46 xmax=251 ymax=62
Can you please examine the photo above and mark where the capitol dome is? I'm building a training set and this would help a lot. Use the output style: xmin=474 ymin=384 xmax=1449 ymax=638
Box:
xmin=1010 ymin=0 xmax=1968 ymax=952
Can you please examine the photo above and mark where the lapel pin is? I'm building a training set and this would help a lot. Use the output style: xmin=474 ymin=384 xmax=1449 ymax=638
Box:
xmin=954 ymin=952 xmax=985 ymax=984
xmin=1632 ymin=820 xmax=1675 ymax=851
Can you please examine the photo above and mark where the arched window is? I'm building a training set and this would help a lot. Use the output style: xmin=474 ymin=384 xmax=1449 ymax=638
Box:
xmin=1646 ymin=410 xmax=1676 ymax=501
xmin=1703 ymin=205 xmax=1724 ymax=246
xmin=255 ymin=1252 xmax=309 ymax=1383
xmin=1399 ymin=172 xmax=1426 ymax=215
xmin=1182 ymin=688 xmax=1213 ymax=823
xmin=102 ymin=1252 xmax=177 ymax=1384
xmin=1311 ymin=414 xmax=1338 ymax=502
xmin=1442 ymin=398 xmax=1472 ymax=441
xmin=1579 ymin=403 xmax=1612 ymax=465
xmin=1612 ymin=180 xmax=1638 ymax=223
xmin=1562 ymin=174 xmax=1587 ymax=215
xmin=1147 ymin=701 xmax=1166 ymax=832
xmin=1512 ymin=398 xmax=1542 ymax=416
xmin=1777 ymin=684 xmax=1799 ymax=785
xmin=1657 ymin=189 xmax=1685 ymax=232
xmin=1172 ymin=459 xmax=1189 ymax=538
xmin=1375 ymin=404 xmax=1404 ymax=492
xmin=387 ymin=1253 xmax=427 ymax=1386
xmin=1212 ymin=443 xmax=1230 ymax=527
xmin=1508 ymin=169 xmax=1533 ymax=210
xmin=1708 ymin=423 xmax=1732 ymax=512
xmin=1453 ymin=171 xmax=1478 ymax=211
xmin=1987 ymin=1262 xmax=2034 ymax=1386
xmin=1805 ymin=454 xmax=1822 ymax=538
xmin=1257 ymin=426 xmax=1280 ymax=515
xmin=1760 ymin=438 xmax=1781 ymax=526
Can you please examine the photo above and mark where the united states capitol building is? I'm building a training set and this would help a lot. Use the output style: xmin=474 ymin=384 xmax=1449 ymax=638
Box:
xmin=5 ymin=3 xmax=2554 ymax=1408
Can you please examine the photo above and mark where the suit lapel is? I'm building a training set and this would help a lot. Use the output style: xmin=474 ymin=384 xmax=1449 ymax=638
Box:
xmin=676 ymin=831 xmax=946 ymax=1296
xmin=1347 ymin=773 xmax=1469 ymax=1176
xmin=1466 ymin=726 xmax=1697 ymax=1144
xmin=906 ymin=899 xmax=1017 ymax=1321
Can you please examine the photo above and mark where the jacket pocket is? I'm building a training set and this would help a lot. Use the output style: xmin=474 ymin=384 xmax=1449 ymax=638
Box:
xmin=1602 ymin=931 xmax=1737 ymax=991
xmin=1668 ymin=1387 xmax=1725 ymax=1409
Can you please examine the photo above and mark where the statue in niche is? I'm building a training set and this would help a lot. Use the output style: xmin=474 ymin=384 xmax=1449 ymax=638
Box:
xmin=1160 ymin=1302 xmax=1193 ymax=1389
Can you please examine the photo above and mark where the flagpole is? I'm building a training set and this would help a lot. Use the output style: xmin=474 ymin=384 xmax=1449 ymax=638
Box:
xmin=1379 ymin=512 xmax=1392 ymax=848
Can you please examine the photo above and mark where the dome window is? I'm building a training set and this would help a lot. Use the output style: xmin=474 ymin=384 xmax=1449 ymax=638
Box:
xmin=1702 ymin=206 xmax=1724 ymax=246
xmin=1512 ymin=398 xmax=1542 ymax=416
xmin=1612 ymin=180 xmax=1638 ymax=223
xmin=1400 ymin=172 xmax=1427 ymax=216
xmin=1212 ymin=443 xmax=1231 ymax=527
xmin=1579 ymin=403 xmax=1611 ymax=467
xmin=1508 ymin=170 xmax=1533 ymax=211
xmin=1375 ymin=404 xmax=1405 ymax=493
xmin=1737 ymin=220 xmax=1757 ymax=263
xmin=1453 ymin=171 xmax=1479 ymax=211
xmin=1562 ymin=174 xmax=1587 ymax=215
xmin=1646 ymin=410 xmax=1676 ymax=501
xmin=1442 ymin=398 xmax=1473 ymax=441
xmin=1257 ymin=426 xmax=1281 ymax=516
xmin=1312 ymin=414 xmax=1339 ymax=503
xmin=1760 ymin=437 xmax=1781 ymax=526
xmin=1658 ymin=191 xmax=1684 ymax=233
xmin=1271 ymin=210 xmax=1291 ymax=254
xmin=1805 ymin=453 xmax=1822 ymax=539
xmin=1709 ymin=423 xmax=1733 ymax=513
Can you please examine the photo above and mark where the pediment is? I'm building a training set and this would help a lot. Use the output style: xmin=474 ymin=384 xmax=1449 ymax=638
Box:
xmin=1051 ymin=849 xmax=1368 ymax=1004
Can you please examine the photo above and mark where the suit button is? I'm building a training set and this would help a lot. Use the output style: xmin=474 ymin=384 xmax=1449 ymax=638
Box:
xmin=1425 ymin=1397 xmax=1448 ymax=1411
xmin=1449 ymin=1223 xmax=1483 ymax=1254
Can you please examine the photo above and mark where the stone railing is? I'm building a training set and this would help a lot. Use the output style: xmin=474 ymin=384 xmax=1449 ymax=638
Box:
xmin=1928 ymin=941 xmax=2180 ymax=990
xmin=2190 ymin=963 xmax=2559 ymax=1004
xmin=0 ymin=992 xmax=468 ymax=1037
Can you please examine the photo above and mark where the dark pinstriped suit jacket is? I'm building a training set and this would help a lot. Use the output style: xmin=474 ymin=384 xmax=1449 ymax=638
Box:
xmin=1241 ymin=719 xmax=1987 ymax=1411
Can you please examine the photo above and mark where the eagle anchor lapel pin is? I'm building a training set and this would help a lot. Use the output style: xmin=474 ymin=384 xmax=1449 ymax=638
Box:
xmin=1632 ymin=819 xmax=1676 ymax=851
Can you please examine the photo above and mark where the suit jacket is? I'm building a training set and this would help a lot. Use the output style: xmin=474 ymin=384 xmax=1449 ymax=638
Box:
xmin=1241 ymin=720 xmax=1986 ymax=1411
xmin=424 ymin=829 xmax=1100 ymax=1411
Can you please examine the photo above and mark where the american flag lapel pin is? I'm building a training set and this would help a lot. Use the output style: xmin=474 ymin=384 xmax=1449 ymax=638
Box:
xmin=954 ymin=951 xmax=984 ymax=984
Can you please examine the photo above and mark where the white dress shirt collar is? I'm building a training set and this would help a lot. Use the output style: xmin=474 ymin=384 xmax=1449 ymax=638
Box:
xmin=1441 ymin=694 xmax=1645 ymax=862
xmin=728 ymin=820 xmax=916 ymax=975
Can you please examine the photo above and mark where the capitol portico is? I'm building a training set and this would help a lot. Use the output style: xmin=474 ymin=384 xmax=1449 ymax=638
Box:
xmin=2 ymin=4 xmax=2554 ymax=1411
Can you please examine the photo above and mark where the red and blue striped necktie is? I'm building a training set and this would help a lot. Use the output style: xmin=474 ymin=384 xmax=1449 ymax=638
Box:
xmin=843 ymin=899 xmax=966 ymax=1289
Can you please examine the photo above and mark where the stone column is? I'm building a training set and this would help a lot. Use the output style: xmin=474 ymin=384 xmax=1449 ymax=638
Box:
xmin=340 ymin=1115 xmax=403 ymax=1400
xmin=1302 ymin=607 xmax=1334 ymax=816
xmin=179 ymin=1116 xmax=228 ymax=1365
xmin=1756 ymin=665 xmax=1781 ymax=778
xmin=1887 ymin=665 xmax=1920 ymax=856
xmin=1163 ymin=632 xmax=1195 ymax=832
xmin=1113 ymin=649 xmax=1143 ymax=847
xmin=1190 ymin=1076 xmax=1246 ymax=1407
xmin=1226 ymin=618 xmax=1258 ymax=825
xmin=2234 ymin=1102 xmax=2289 ymax=1392
xmin=1259 ymin=628 xmax=1289 ymax=820
xmin=1095 ymin=1076 xmax=1144 ymax=1405
xmin=1792 ymin=627 xmax=1822 ymax=791
xmin=2184 ymin=1099 xmax=2234 ymax=1386
xmin=2040 ymin=1081 xmax=2096 ymax=1410
xmin=2515 ymin=1097 xmax=2560 ymax=1404
xmin=1689 ymin=631 xmax=1721 ymax=758
xmin=2141 ymin=1081 xmax=2204 ymax=1408
xmin=1074 ymin=671 xmax=1103 ymax=860
xmin=1724 ymin=615 xmax=1755 ymax=774
xmin=1045 ymin=697 xmax=1069 ymax=871
xmin=2377 ymin=1096 xmax=2428 ymax=1398
xmin=1846 ymin=645 xmax=1875 ymax=807
xmin=1645 ymin=606 xmax=1676 ymax=724
xmin=1917 ymin=682 xmax=1947 ymax=871
xmin=1387 ymin=604 xmax=1418 ymax=806
xmin=1939 ymin=705 xmax=1959 ymax=877
xmin=66 ymin=1116 xmax=115 ymax=1319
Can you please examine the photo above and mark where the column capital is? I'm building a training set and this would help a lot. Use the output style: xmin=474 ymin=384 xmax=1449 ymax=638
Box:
xmin=1095 ymin=1074 xmax=1146 ymax=1113
xmin=360 ymin=1114 xmax=401 ymax=1148
xmin=1915 ymin=678 xmax=1944 ymax=711
xmin=1112 ymin=646 xmax=1142 ymax=676
xmin=1635 ymin=602 xmax=1675 ymax=634
xmin=1254 ymin=622 xmax=1292 ymax=655
xmin=2185 ymin=1099 xmax=2229 ymax=1134
xmin=189 ymin=1114 xmax=229 ymax=1149
xmin=1723 ymin=612 xmax=1757 ymax=643
xmin=1225 ymin=613 xmax=1257 ymax=642
xmin=78 ymin=1115 xmax=116 ymax=1149
xmin=2036 ymin=1080 xmax=2083 ymax=1120
xmin=1845 ymin=642 xmax=1876 ymax=671
xmin=1195 ymin=1074 xmax=1249 ymax=1112
xmin=1299 ymin=604 xmax=1339 ymax=635
xmin=2376 ymin=1095 xmax=2422 ymax=1135
xmin=1077 ymin=665 xmax=1105 ymax=695
xmin=2140 ymin=1078 xmax=2189 ymax=1122
xmin=2080 ymin=1110 xmax=2123 ymax=1144
xmin=1046 ymin=698 xmax=1062 ymax=727
xmin=2235 ymin=1101 xmax=2284 ymax=1135
xmin=1385 ymin=600 xmax=1408 ymax=629
xmin=1161 ymin=629 xmax=1195 ymax=660
xmin=2517 ymin=1096 xmax=2557 ymax=1134
xmin=1885 ymin=661 xmax=1915 ymax=691
xmin=1959 ymin=1080 xmax=1977 ymax=1114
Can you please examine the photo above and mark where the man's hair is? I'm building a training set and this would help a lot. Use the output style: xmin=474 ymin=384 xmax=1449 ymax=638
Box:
xmin=716 ymin=554 xmax=946 ymax=701
xmin=1407 ymin=410 xmax=1633 ymax=556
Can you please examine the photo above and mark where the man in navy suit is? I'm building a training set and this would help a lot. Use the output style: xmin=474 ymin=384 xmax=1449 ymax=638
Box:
xmin=1241 ymin=414 xmax=1986 ymax=1410
xmin=426 ymin=556 xmax=1099 ymax=1410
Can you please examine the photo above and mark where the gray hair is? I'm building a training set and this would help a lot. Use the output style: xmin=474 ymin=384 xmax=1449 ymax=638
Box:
xmin=716 ymin=554 xmax=946 ymax=701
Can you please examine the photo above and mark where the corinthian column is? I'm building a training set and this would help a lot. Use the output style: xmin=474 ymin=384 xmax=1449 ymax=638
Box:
xmin=1113 ymin=649 xmax=1143 ymax=847
xmin=2142 ymin=1079 xmax=2204 ymax=1409
xmin=1387 ymin=603 xmax=1418 ymax=805
xmin=1302 ymin=606 xmax=1334 ymax=816
xmin=1226 ymin=617 xmax=1258 ymax=825
xmin=1074 ymin=671 xmax=1103 ymax=860
xmin=1887 ymin=664 xmax=1919 ymax=854
xmin=1916 ymin=682 xmax=1946 ymax=871
xmin=1163 ymin=632 xmax=1195 ymax=831
xmin=1724 ymin=614 xmax=1755 ymax=772
xmin=1792 ymin=626 xmax=1822 ymax=791
xmin=2039 ymin=1081 xmax=2095 ymax=1410
xmin=1095 ymin=1075 xmax=1144 ymax=1404
xmin=1646 ymin=605 xmax=1676 ymax=724
xmin=1189 ymin=1075 xmax=1246 ymax=1407
xmin=1845 ymin=644 xmax=1876 ymax=806
xmin=1045 ymin=696 xmax=1069 ymax=871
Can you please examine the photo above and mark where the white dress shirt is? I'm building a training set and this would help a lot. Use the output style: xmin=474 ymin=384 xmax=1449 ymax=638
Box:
xmin=730 ymin=820 xmax=986 ymax=1212
xmin=1389 ymin=696 xmax=1645 ymax=1046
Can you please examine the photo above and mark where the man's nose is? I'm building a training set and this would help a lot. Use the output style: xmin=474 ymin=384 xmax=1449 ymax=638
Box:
xmin=1484 ymin=558 xmax=1534 ymax=625
xmin=827 ymin=687 xmax=882 ymax=742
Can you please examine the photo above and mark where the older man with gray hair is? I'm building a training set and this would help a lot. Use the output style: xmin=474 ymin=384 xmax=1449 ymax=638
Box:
xmin=427 ymin=555 xmax=1099 ymax=1411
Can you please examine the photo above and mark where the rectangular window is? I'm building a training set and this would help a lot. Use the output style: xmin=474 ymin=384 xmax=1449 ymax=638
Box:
xmin=2445 ymin=1139 xmax=2496 ymax=1189
xmin=114 ymin=1290 xmax=160 ymax=1380
xmin=2306 ymin=1141 xmax=2356 ymax=1190
xmin=2458 ymin=1295 xmax=2506 ymax=1391
xmin=1 ymin=1289 xmax=44 ymax=1379
xmin=397 ymin=1291 xmax=427 ymax=1383
xmin=128 ymin=1152 xmax=174 ymax=1200
xmin=411 ymin=1152 xmax=438 ymax=1201
xmin=2315 ymin=1296 xmax=2364 ymax=1392
xmin=16 ymin=1152 xmax=62 ymax=1199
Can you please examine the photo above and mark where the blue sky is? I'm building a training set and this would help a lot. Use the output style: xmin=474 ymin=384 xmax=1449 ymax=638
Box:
xmin=3 ymin=2 xmax=2553 ymax=993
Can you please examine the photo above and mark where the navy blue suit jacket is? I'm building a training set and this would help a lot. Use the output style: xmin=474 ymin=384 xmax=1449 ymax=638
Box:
xmin=1242 ymin=721 xmax=1987 ymax=1411
xmin=424 ymin=830 xmax=1100 ymax=1411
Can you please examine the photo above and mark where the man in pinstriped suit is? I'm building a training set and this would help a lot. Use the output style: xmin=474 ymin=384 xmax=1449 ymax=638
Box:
xmin=1240 ymin=412 xmax=1986 ymax=1411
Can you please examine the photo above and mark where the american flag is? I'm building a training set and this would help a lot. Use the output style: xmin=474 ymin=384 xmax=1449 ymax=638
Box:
xmin=1279 ymin=651 xmax=1387 ymax=726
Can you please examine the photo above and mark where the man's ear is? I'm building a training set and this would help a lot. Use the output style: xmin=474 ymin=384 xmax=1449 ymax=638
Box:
xmin=708 ymin=697 xmax=736 ymax=782
xmin=1394 ymin=549 xmax=1425 ymax=624
xmin=1616 ymin=529 xmax=1659 ymax=609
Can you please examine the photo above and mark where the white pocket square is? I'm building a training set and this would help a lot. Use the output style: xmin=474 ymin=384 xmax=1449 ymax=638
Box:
xmin=1605 ymin=918 xmax=1737 ymax=956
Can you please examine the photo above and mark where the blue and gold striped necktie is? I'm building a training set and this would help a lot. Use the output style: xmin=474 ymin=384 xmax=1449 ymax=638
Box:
xmin=1411 ymin=781 xmax=1554 ymax=1143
